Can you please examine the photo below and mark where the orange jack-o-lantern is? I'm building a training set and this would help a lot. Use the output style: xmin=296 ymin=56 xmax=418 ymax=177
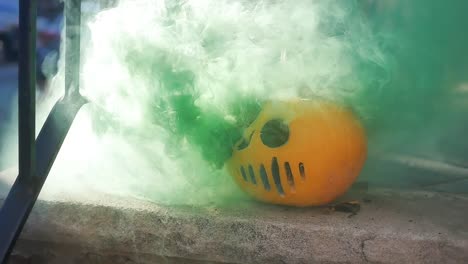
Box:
xmin=226 ymin=99 xmax=367 ymax=206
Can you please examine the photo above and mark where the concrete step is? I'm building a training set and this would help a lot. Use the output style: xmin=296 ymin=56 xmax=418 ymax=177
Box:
xmin=2 ymin=153 xmax=468 ymax=263
xmin=1 ymin=184 xmax=467 ymax=263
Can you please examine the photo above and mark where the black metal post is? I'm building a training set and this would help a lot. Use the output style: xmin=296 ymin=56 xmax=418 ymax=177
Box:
xmin=18 ymin=0 xmax=36 ymax=182
xmin=33 ymin=0 xmax=87 ymax=184
xmin=0 ymin=0 xmax=86 ymax=262
xmin=65 ymin=0 xmax=81 ymax=97
xmin=0 ymin=0 xmax=37 ymax=261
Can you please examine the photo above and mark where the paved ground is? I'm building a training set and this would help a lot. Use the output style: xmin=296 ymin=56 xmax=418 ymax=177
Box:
xmin=2 ymin=185 xmax=467 ymax=264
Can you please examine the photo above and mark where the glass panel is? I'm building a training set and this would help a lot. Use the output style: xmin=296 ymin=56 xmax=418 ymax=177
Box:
xmin=0 ymin=0 xmax=19 ymax=196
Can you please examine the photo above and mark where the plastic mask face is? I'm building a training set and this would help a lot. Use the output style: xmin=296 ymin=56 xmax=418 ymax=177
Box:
xmin=226 ymin=100 xmax=367 ymax=206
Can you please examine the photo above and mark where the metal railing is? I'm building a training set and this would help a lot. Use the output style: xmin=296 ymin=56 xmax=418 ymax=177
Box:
xmin=0 ymin=0 xmax=86 ymax=262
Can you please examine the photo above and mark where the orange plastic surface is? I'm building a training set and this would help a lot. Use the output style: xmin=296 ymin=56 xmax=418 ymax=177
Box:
xmin=226 ymin=99 xmax=367 ymax=206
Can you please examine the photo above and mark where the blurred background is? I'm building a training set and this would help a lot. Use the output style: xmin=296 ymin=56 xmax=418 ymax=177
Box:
xmin=0 ymin=0 xmax=62 ymax=170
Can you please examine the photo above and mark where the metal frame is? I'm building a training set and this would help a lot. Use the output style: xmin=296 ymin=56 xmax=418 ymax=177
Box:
xmin=0 ymin=0 xmax=86 ymax=262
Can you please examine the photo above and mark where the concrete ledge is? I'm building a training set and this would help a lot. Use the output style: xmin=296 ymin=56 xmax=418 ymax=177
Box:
xmin=2 ymin=187 xmax=467 ymax=264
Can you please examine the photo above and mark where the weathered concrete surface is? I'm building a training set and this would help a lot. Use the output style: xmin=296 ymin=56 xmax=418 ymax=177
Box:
xmin=9 ymin=239 xmax=224 ymax=264
xmin=1 ymin=183 xmax=467 ymax=264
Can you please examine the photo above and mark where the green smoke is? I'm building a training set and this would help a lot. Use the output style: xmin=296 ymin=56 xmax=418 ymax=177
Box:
xmin=83 ymin=0 xmax=390 ymax=168
xmin=51 ymin=0 xmax=467 ymax=204
xmin=122 ymin=49 xmax=262 ymax=169
xmin=353 ymin=0 xmax=468 ymax=157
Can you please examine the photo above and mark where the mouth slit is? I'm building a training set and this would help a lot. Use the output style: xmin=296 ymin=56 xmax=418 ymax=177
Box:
xmin=284 ymin=162 xmax=295 ymax=188
xmin=240 ymin=166 xmax=248 ymax=182
xmin=248 ymin=164 xmax=257 ymax=185
xmin=299 ymin=162 xmax=306 ymax=180
xmin=259 ymin=164 xmax=271 ymax=191
xmin=271 ymin=157 xmax=285 ymax=196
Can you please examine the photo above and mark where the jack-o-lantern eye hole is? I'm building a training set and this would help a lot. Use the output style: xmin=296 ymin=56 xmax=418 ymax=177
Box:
xmin=237 ymin=131 xmax=255 ymax=150
xmin=260 ymin=119 xmax=290 ymax=148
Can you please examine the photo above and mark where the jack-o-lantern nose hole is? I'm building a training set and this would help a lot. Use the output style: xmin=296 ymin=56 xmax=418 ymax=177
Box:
xmin=261 ymin=119 xmax=289 ymax=148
